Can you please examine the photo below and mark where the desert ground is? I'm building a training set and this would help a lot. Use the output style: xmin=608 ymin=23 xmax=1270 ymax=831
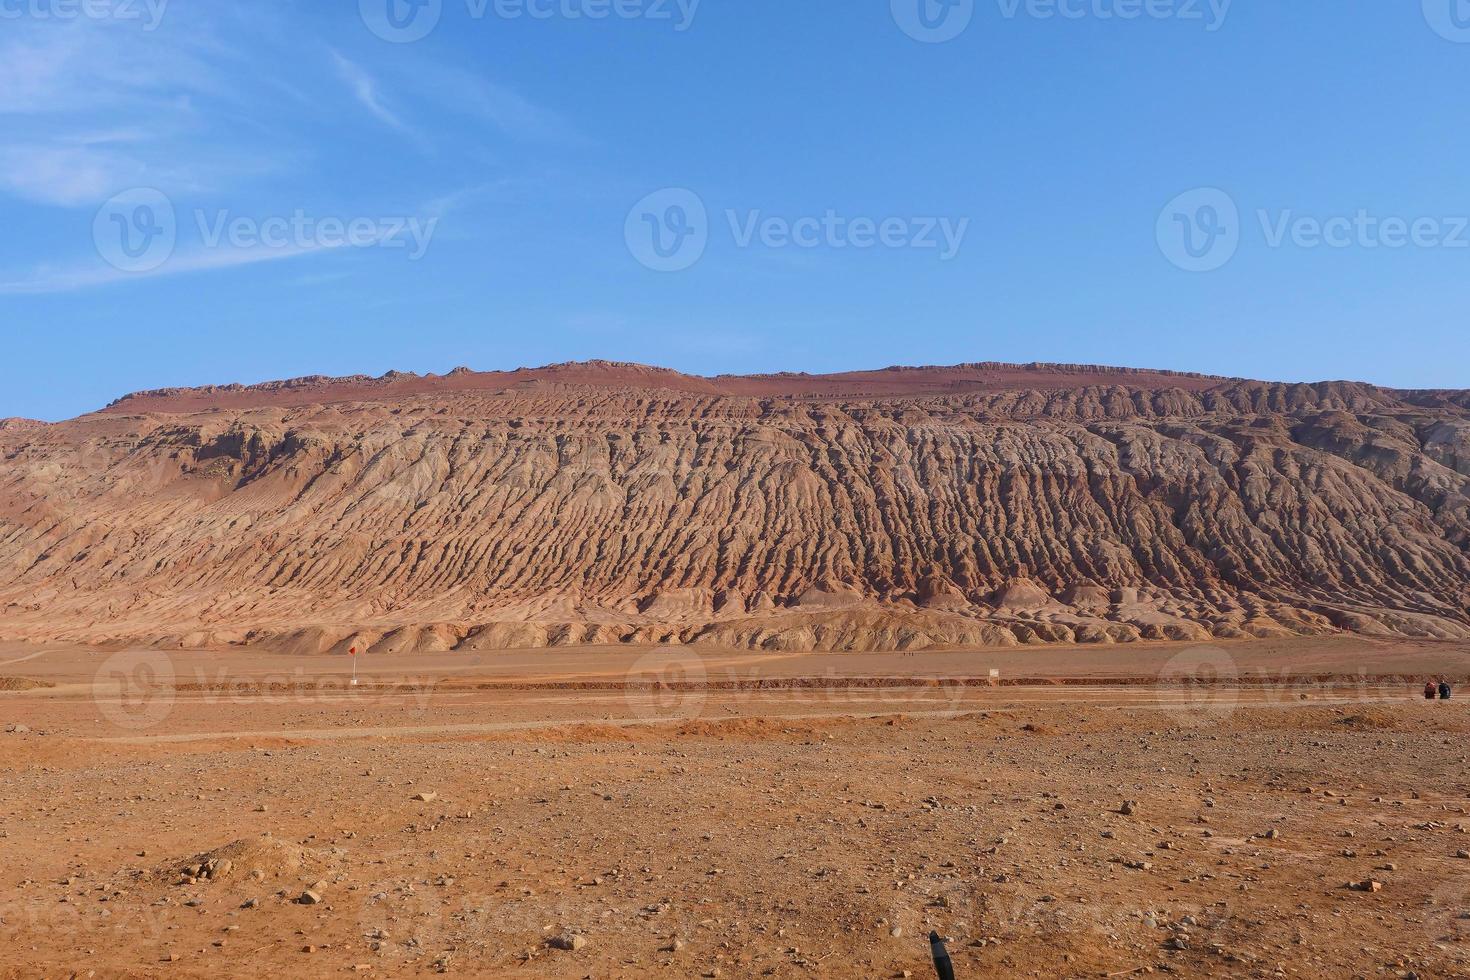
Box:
xmin=4 ymin=637 xmax=1470 ymax=978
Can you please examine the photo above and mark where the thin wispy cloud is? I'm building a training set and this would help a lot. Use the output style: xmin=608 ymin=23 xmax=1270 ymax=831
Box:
xmin=0 ymin=6 xmax=576 ymax=296
xmin=411 ymin=63 xmax=585 ymax=145
xmin=0 ymin=189 xmax=473 ymax=296
xmin=0 ymin=145 xmax=147 ymax=207
xmin=0 ymin=241 xmax=343 ymax=296
xmin=0 ymin=11 xmax=287 ymax=207
xmin=330 ymin=50 xmax=410 ymax=133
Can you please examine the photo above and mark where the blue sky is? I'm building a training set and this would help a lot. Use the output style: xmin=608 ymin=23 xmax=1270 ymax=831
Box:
xmin=3 ymin=0 xmax=1469 ymax=420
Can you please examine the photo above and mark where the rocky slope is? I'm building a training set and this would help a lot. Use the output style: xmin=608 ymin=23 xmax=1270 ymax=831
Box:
xmin=2 ymin=360 xmax=1468 ymax=652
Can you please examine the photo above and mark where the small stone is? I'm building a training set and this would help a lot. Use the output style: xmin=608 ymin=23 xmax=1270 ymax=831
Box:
xmin=1120 ymin=801 xmax=1136 ymax=816
xmin=411 ymin=792 xmax=438 ymax=803
xmin=298 ymin=890 xmax=323 ymax=905
xmin=549 ymin=934 xmax=587 ymax=951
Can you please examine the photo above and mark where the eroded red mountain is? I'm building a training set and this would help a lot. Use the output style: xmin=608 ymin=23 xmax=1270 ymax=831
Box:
xmin=3 ymin=360 xmax=1468 ymax=652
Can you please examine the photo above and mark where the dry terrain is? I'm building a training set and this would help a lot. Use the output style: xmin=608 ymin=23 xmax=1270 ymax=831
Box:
xmin=3 ymin=638 xmax=1470 ymax=978
xmin=3 ymin=361 xmax=1470 ymax=654
xmin=5 ymin=361 xmax=1470 ymax=977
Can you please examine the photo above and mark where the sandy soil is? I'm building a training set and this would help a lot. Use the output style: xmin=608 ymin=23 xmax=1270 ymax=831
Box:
xmin=4 ymin=639 xmax=1470 ymax=978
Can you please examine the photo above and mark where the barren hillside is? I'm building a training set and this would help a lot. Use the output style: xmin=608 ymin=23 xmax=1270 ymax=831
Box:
xmin=2 ymin=360 xmax=1468 ymax=652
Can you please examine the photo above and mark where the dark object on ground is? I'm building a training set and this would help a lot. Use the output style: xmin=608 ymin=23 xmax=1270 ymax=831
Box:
xmin=930 ymin=930 xmax=956 ymax=980
xmin=1441 ymin=681 xmax=1453 ymax=700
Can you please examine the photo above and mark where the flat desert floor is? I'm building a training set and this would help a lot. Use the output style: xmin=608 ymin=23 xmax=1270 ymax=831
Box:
xmin=4 ymin=637 xmax=1470 ymax=978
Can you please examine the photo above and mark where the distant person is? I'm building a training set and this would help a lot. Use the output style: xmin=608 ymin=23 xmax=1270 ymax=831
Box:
xmin=1426 ymin=680 xmax=1439 ymax=700
xmin=1441 ymin=680 xmax=1453 ymax=701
